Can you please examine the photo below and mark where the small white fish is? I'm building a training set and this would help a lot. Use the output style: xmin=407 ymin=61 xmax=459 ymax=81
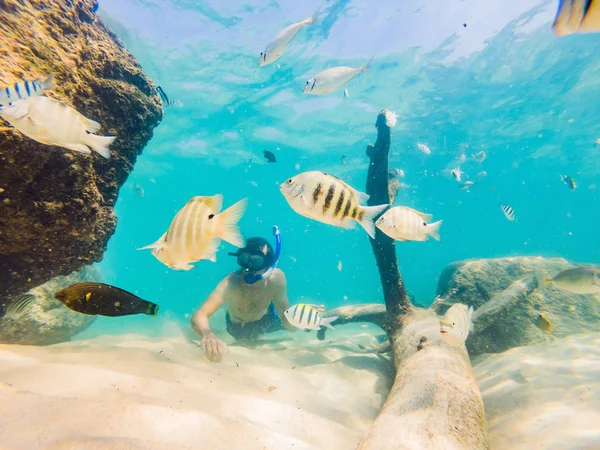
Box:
xmin=451 ymin=167 xmax=463 ymax=182
xmin=280 ymin=171 xmax=388 ymax=239
xmin=1 ymin=294 xmax=35 ymax=321
xmin=459 ymin=181 xmax=475 ymax=191
xmin=476 ymin=171 xmax=487 ymax=178
xmin=417 ymin=143 xmax=431 ymax=155
xmin=375 ymin=206 xmax=442 ymax=242
xmin=133 ymin=184 xmax=145 ymax=198
xmin=259 ymin=14 xmax=315 ymax=67
xmin=0 ymin=74 xmax=55 ymax=105
xmin=0 ymin=96 xmax=115 ymax=159
xmin=440 ymin=304 xmax=474 ymax=347
xmin=344 ymin=88 xmax=349 ymax=98
xmin=284 ymin=303 xmax=339 ymax=331
xmin=500 ymin=204 xmax=515 ymax=221
xmin=139 ymin=195 xmax=247 ymax=270
xmin=337 ymin=260 xmax=343 ymax=272
xmin=384 ymin=110 xmax=397 ymax=128
xmin=303 ymin=57 xmax=373 ymax=95
xmin=471 ymin=151 xmax=486 ymax=163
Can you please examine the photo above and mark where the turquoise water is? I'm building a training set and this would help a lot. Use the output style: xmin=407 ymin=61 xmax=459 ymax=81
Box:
xmin=95 ymin=0 xmax=600 ymax=330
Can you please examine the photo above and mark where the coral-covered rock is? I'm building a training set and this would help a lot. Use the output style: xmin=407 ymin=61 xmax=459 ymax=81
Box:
xmin=433 ymin=257 xmax=600 ymax=356
xmin=0 ymin=265 xmax=101 ymax=345
xmin=0 ymin=0 xmax=162 ymax=302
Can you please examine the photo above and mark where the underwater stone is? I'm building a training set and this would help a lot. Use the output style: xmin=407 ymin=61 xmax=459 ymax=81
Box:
xmin=0 ymin=0 xmax=163 ymax=303
xmin=0 ymin=266 xmax=101 ymax=345
xmin=434 ymin=256 xmax=600 ymax=356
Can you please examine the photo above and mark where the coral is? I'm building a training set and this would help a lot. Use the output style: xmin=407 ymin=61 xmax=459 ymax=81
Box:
xmin=0 ymin=0 xmax=162 ymax=302
xmin=0 ymin=265 xmax=101 ymax=345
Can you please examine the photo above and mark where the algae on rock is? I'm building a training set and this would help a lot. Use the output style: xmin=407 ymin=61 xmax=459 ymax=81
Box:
xmin=0 ymin=266 xmax=102 ymax=345
xmin=0 ymin=0 xmax=163 ymax=303
xmin=433 ymin=256 xmax=600 ymax=356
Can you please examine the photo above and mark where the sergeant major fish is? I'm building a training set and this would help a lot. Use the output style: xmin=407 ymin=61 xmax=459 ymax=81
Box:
xmin=417 ymin=142 xmax=431 ymax=155
xmin=284 ymin=304 xmax=339 ymax=331
xmin=139 ymin=195 xmax=247 ymax=270
xmin=0 ymin=74 xmax=55 ymax=105
xmin=303 ymin=57 xmax=373 ymax=96
xmin=279 ymin=171 xmax=388 ymax=239
xmin=375 ymin=206 xmax=442 ymax=242
xmin=500 ymin=204 xmax=515 ymax=221
xmin=440 ymin=303 xmax=474 ymax=347
xmin=553 ymin=0 xmax=600 ymax=36
xmin=54 ymin=282 xmax=159 ymax=317
xmin=259 ymin=13 xmax=315 ymax=67
xmin=0 ymin=96 xmax=115 ymax=159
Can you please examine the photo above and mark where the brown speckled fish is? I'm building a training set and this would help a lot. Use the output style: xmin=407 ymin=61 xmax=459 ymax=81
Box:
xmin=54 ymin=282 xmax=159 ymax=317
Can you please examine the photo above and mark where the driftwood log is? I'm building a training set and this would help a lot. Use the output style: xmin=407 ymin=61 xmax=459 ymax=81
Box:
xmin=352 ymin=110 xmax=489 ymax=449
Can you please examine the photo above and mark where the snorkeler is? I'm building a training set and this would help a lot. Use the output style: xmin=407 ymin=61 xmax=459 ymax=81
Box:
xmin=191 ymin=227 xmax=296 ymax=362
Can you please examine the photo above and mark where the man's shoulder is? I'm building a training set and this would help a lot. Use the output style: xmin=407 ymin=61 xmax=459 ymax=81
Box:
xmin=268 ymin=268 xmax=287 ymax=285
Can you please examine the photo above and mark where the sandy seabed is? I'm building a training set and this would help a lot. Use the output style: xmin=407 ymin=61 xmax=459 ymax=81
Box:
xmin=0 ymin=323 xmax=391 ymax=450
xmin=1 ymin=322 xmax=599 ymax=450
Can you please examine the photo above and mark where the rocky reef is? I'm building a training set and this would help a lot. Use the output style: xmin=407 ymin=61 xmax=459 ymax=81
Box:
xmin=0 ymin=0 xmax=162 ymax=303
xmin=0 ymin=266 xmax=101 ymax=345
xmin=433 ymin=256 xmax=600 ymax=357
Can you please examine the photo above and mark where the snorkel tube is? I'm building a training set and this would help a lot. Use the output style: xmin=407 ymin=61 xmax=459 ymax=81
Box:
xmin=244 ymin=226 xmax=281 ymax=284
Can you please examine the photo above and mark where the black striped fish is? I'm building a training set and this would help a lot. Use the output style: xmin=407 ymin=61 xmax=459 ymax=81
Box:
xmin=279 ymin=171 xmax=388 ymax=239
xmin=139 ymin=195 xmax=247 ymax=270
xmin=156 ymin=86 xmax=180 ymax=106
xmin=553 ymin=0 xmax=600 ymax=36
xmin=284 ymin=304 xmax=338 ymax=331
xmin=500 ymin=204 xmax=515 ymax=221
xmin=0 ymin=74 xmax=55 ymax=105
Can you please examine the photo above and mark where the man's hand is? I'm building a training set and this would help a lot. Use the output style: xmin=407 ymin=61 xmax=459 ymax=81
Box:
xmin=201 ymin=333 xmax=228 ymax=362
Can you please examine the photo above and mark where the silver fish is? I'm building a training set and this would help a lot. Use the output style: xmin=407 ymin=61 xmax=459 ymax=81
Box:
xmin=440 ymin=303 xmax=474 ymax=347
xmin=537 ymin=267 xmax=600 ymax=295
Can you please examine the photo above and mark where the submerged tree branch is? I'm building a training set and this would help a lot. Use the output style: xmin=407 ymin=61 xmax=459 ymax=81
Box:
xmin=365 ymin=110 xmax=412 ymax=324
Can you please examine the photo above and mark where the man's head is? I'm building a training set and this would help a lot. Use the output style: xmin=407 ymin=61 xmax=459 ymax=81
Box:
xmin=228 ymin=237 xmax=275 ymax=274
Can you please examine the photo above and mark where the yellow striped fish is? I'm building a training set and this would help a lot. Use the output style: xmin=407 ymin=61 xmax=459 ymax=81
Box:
xmin=553 ymin=0 xmax=600 ymax=36
xmin=279 ymin=171 xmax=388 ymax=239
xmin=139 ymin=195 xmax=247 ymax=270
xmin=284 ymin=304 xmax=339 ymax=331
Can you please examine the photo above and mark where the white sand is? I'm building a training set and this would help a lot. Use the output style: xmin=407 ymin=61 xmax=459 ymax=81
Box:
xmin=475 ymin=333 xmax=600 ymax=450
xmin=0 ymin=323 xmax=390 ymax=450
xmin=3 ymin=316 xmax=600 ymax=450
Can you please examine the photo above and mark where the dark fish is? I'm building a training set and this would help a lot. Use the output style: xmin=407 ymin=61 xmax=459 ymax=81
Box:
xmin=561 ymin=175 xmax=576 ymax=190
xmin=553 ymin=0 xmax=600 ymax=36
xmin=156 ymin=86 xmax=178 ymax=106
xmin=54 ymin=282 xmax=159 ymax=317
xmin=263 ymin=150 xmax=276 ymax=163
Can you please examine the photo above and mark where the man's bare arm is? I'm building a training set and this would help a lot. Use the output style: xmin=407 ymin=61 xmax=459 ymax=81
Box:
xmin=191 ymin=277 xmax=228 ymax=338
xmin=271 ymin=269 xmax=296 ymax=332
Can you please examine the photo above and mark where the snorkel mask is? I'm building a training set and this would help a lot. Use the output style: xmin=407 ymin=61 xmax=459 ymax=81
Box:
xmin=228 ymin=227 xmax=282 ymax=284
